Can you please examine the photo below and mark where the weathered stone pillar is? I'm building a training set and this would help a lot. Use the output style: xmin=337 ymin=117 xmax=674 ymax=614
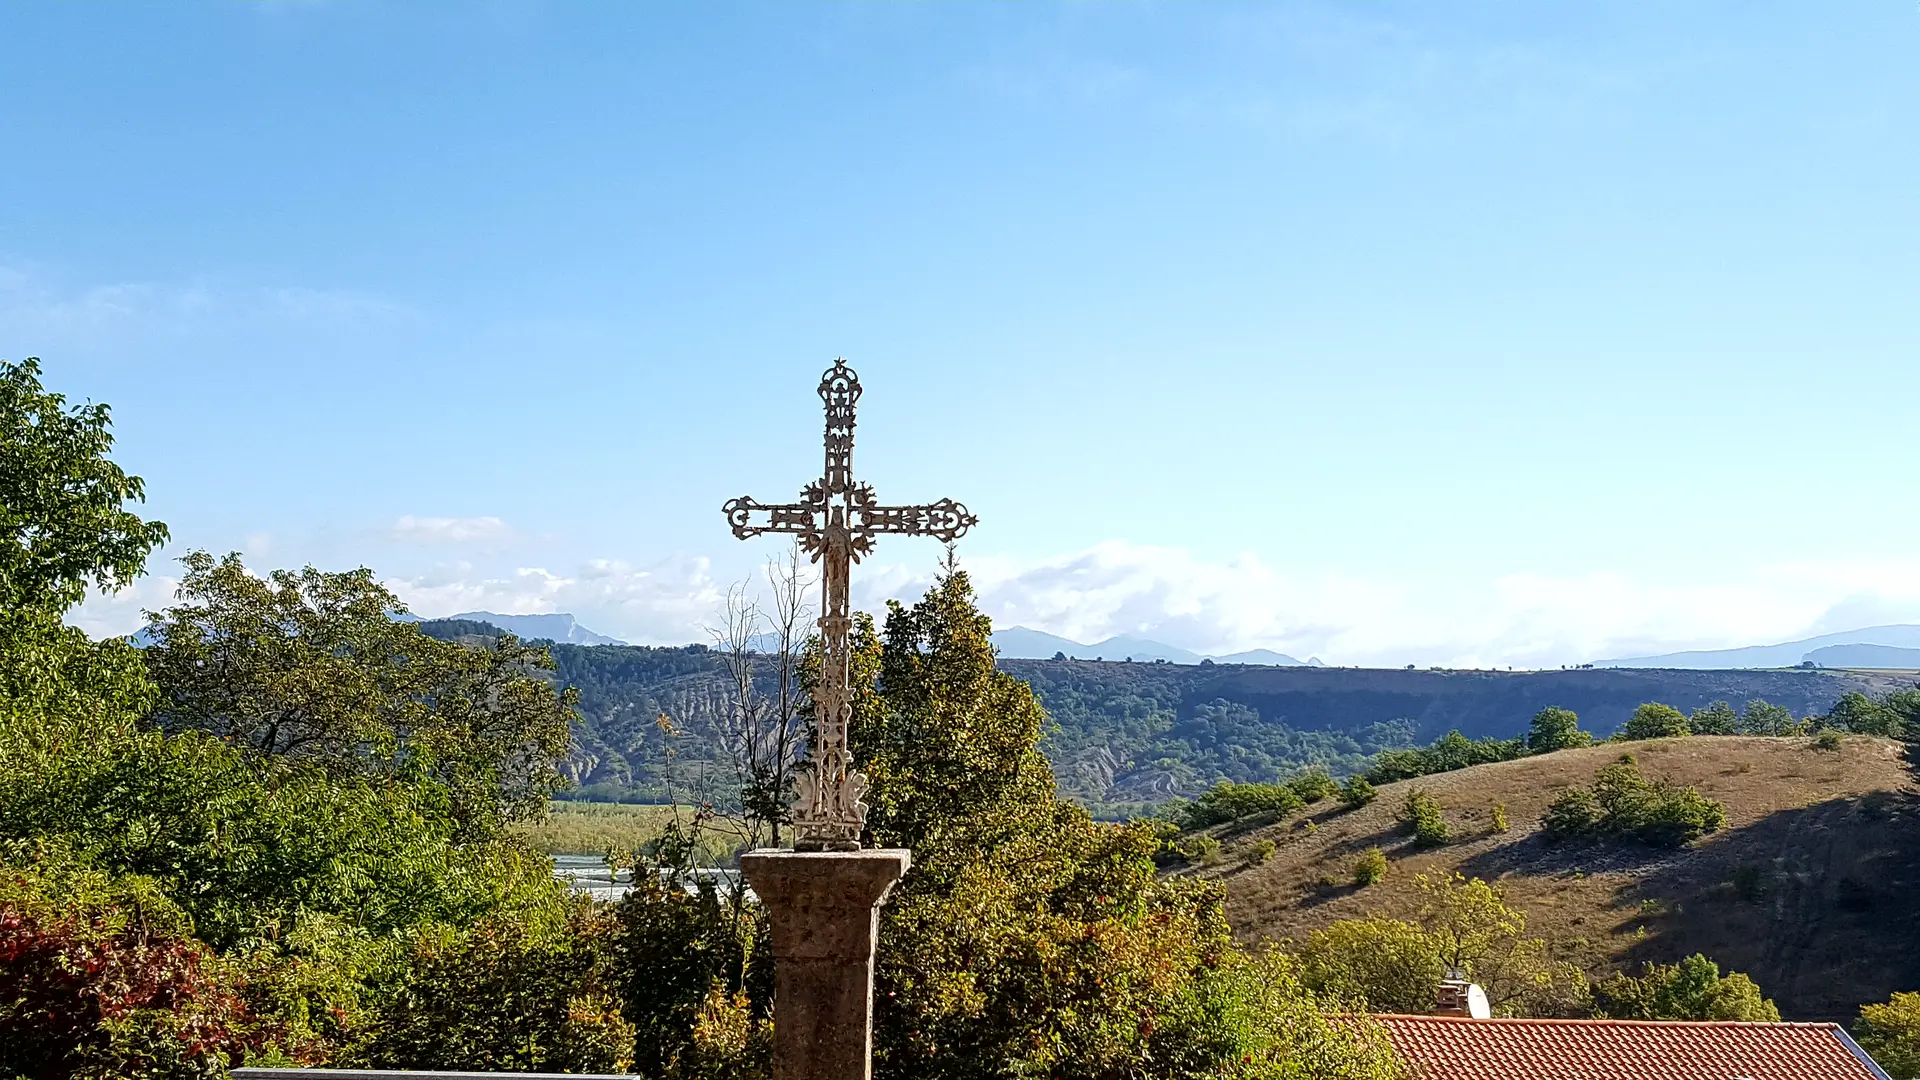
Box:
xmin=741 ymin=848 xmax=910 ymax=1080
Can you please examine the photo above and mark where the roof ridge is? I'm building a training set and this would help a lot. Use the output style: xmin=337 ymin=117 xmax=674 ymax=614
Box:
xmin=1370 ymin=1014 xmax=1841 ymax=1029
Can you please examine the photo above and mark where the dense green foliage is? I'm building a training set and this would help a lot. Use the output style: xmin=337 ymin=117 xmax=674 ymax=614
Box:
xmin=1526 ymin=707 xmax=1591 ymax=753
xmin=1542 ymin=755 xmax=1727 ymax=848
xmin=0 ymin=859 xmax=265 ymax=1079
xmin=144 ymin=551 xmax=578 ymax=837
xmin=1339 ymin=775 xmax=1378 ymax=809
xmin=1857 ymin=992 xmax=1920 ymax=1080
xmin=603 ymin=570 xmax=1408 ymax=1080
xmin=1590 ymin=954 xmax=1780 ymax=1022
xmin=1178 ymin=781 xmax=1306 ymax=829
xmin=852 ymin=572 xmax=1402 ymax=1080
xmin=1399 ymin=789 xmax=1449 ymax=848
xmin=1295 ymin=874 xmax=1585 ymax=1017
xmin=1827 ymin=689 xmax=1920 ymax=739
xmin=1351 ymin=848 xmax=1387 ymax=887
xmin=1365 ymin=730 xmax=1528 ymax=785
xmin=1620 ymin=702 xmax=1690 ymax=740
xmin=0 ymin=358 xmax=170 ymax=617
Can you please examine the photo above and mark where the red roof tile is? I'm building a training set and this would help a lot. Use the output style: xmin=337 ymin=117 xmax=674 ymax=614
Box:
xmin=1370 ymin=1014 xmax=1891 ymax=1080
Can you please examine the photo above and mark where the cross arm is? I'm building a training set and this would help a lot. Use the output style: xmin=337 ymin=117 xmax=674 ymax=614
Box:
xmin=722 ymin=496 xmax=821 ymax=540
xmin=853 ymin=498 xmax=978 ymax=542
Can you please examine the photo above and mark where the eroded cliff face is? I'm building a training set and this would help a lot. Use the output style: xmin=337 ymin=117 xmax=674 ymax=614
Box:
xmin=541 ymin=638 xmax=1891 ymax=805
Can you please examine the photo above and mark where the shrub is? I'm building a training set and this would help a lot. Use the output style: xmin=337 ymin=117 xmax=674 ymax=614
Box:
xmin=1621 ymin=703 xmax=1689 ymax=740
xmin=1813 ymin=728 xmax=1844 ymax=752
xmin=1490 ymin=802 xmax=1510 ymax=833
xmin=1366 ymin=731 xmax=1527 ymax=784
xmin=1352 ymin=848 xmax=1388 ymax=887
xmin=609 ymin=876 xmax=769 ymax=1080
xmin=1542 ymin=757 xmax=1726 ymax=848
xmin=1728 ymin=864 xmax=1767 ymax=902
xmin=1286 ymin=768 xmax=1341 ymax=804
xmin=1338 ymin=776 xmax=1377 ymax=809
xmin=1527 ymin=707 xmax=1591 ymax=753
xmin=0 ymin=863 xmax=268 ymax=1080
xmin=1400 ymin=789 xmax=1448 ymax=847
xmin=1542 ymin=787 xmax=1600 ymax=837
xmin=1856 ymin=991 xmax=1920 ymax=1080
xmin=350 ymin=905 xmax=635 ymax=1075
xmin=1179 ymin=781 xmax=1305 ymax=829
xmin=1243 ymin=839 xmax=1278 ymax=866
xmin=1591 ymin=954 xmax=1779 ymax=1021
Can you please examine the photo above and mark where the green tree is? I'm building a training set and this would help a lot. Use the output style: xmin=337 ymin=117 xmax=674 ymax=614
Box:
xmin=1740 ymin=699 xmax=1799 ymax=736
xmin=1296 ymin=873 xmax=1585 ymax=1017
xmin=1828 ymin=691 xmax=1903 ymax=738
xmin=1591 ymin=954 xmax=1778 ymax=1021
xmin=351 ymin=906 xmax=635 ymax=1075
xmin=1527 ymin=706 xmax=1591 ymax=753
xmin=0 ymin=358 xmax=169 ymax=617
xmin=1621 ymin=702 xmax=1689 ymax=740
xmin=0 ymin=357 xmax=168 ymax=790
xmin=853 ymin=567 xmax=1402 ymax=1080
xmin=143 ymin=551 xmax=578 ymax=836
xmin=1688 ymin=701 xmax=1740 ymax=736
xmin=1857 ymin=991 xmax=1920 ymax=1080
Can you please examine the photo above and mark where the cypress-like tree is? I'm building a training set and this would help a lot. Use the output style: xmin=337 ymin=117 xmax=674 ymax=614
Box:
xmin=853 ymin=566 xmax=1401 ymax=1080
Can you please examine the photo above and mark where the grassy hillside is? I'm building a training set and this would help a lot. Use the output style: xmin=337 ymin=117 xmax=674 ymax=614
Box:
xmin=1186 ymin=735 xmax=1920 ymax=1022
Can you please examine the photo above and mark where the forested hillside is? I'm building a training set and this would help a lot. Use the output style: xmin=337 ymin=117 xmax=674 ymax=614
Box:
xmin=450 ymin=621 xmax=1892 ymax=809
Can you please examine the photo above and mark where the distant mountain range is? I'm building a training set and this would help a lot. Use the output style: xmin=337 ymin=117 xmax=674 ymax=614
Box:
xmin=425 ymin=611 xmax=627 ymax=646
xmin=1600 ymin=624 xmax=1920 ymax=670
xmin=988 ymin=626 xmax=1319 ymax=667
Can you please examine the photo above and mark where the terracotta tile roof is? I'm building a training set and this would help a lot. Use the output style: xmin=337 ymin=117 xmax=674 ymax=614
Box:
xmin=1370 ymin=1014 xmax=1892 ymax=1080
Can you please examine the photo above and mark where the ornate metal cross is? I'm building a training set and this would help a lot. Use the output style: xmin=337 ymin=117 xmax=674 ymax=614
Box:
xmin=723 ymin=359 xmax=976 ymax=851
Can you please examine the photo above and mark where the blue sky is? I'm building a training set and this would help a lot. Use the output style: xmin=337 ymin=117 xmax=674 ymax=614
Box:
xmin=5 ymin=2 xmax=1917 ymax=666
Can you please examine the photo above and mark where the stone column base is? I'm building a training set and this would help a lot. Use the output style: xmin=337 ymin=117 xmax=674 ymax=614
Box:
xmin=741 ymin=848 xmax=911 ymax=1080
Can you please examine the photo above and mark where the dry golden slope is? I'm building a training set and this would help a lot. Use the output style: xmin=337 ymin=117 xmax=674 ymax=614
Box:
xmin=1186 ymin=735 xmax=1920 ymax=1022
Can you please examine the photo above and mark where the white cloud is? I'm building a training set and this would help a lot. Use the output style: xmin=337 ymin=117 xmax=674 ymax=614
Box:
xmin=64 ymin=538 xmax=1920 ymax=668
xmin=387 ymin=515 xmax=513 ymax=545
xmin=385 ymin=555 xmax=724 ymax=645
xmin=856 ymin=542 xmax=1920 ymax=669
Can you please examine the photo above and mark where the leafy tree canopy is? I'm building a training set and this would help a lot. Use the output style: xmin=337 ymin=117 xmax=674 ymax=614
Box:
xmin=1621 ymin=702 xmax=1689 ymax=741
xmin=142 ymin=551 xmax=579 ymax=835
xmin=1295 ymin=873 xmax=1586 ymax=1017
xmin=1857 ymin=991 xmax=1920 ymax=1080
xmin=1591 ymin=954 xmax=1779 ymax=1022
xmin=850 ymin=567 xmax=1402 ymax=1080
xmin=1527 ymin=706 xmax=1591 ymax=753
xmin=0 ymin=357 xmax=169 ymax=616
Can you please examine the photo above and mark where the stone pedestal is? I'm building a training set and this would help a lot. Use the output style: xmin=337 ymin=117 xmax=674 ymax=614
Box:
xmin=741 ymin=848 xmax=910 ymax=1080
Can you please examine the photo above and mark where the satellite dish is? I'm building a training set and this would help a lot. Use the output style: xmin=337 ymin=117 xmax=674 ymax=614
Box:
xmin=1466 ymin=983 xmax=1491 ymax=1020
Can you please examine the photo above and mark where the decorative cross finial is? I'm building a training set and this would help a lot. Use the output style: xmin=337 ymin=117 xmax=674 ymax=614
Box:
xmin=722 ymin=359 xmax=976 ymax=850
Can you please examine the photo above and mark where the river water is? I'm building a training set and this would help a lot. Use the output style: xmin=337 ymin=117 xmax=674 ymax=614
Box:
xmin=550 ymin=854 xmax=744 ymax=901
